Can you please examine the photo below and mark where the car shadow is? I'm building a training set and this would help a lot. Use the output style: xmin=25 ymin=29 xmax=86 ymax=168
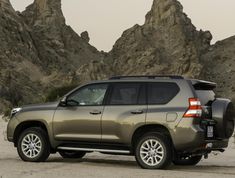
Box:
xmin=172 ymin=165 xmax=235 ymax=174
xmin=46 ymin=156 xmax=235 ymax=174
xmin=47 ymin=157 xmax=138 ymax=168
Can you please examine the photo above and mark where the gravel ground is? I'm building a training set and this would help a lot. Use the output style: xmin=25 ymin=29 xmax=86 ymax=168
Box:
xmin=1 ymin=117 xmax=235 ymax=178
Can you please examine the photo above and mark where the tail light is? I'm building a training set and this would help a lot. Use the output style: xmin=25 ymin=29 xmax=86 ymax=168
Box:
xmin=183 ymin=98 xmax=202 ymax=118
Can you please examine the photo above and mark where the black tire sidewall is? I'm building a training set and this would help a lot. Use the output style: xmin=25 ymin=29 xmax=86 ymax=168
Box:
xmin=135 ymin=132 xmax=172 ymax=169
xmin=17 ymin=127 xmax=50 ymax=162
xmin=59 ymin=151 xmax=86 ymax=159
xmin=173 ymin=155 xmax=202 ymax=166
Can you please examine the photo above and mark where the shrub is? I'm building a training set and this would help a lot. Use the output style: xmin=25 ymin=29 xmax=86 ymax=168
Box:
xmin=45 ymin=84 xmax=78 ymax=102
xmin=3 ymin=108 xmax=11 ymax=117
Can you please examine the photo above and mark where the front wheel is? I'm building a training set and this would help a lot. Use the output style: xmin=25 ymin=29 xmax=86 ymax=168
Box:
xmin=59 ymin=150 xmax=86 ymax=159
xmin=135 ymin=132 xmax=172 ymax=169
xmin=17 ymin=127 xmax=50 ymax=162
xmin=173 ymin=155 xmax=202 ymax=166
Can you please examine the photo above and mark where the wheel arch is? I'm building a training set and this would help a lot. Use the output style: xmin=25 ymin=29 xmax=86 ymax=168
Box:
xmin=131 ymin=124 xmax=173 ymax=149
xmin=13 ymin=120 xmax=49 ymax=147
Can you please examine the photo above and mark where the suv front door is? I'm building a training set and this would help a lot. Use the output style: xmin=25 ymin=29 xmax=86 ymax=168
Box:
xmin=53 ymin=83 xmax=109 ymax=142
xmin=101 ymin=82 xmax=147 ymax=144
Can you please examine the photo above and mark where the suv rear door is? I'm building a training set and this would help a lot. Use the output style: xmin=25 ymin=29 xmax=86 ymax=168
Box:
xmin=146 ymin=82 xmax=181 ymax=125
xmin=101 ymin=82 xmax=147 ymax=144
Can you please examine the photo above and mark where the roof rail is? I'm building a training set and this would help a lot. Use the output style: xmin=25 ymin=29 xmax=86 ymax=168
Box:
xmin=109 ymin=75 xmax=184 ymax=80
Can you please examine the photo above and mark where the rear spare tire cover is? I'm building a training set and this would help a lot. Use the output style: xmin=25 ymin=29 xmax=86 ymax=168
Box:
xmin=212 ymin=99 xmax=235 ymax=139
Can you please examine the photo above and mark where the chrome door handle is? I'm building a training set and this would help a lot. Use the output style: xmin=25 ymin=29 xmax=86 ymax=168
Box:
xmin=131 ymin=110 xmax=144 ymax=114
xmin=90 ymin=110 xmax=102 ymax=115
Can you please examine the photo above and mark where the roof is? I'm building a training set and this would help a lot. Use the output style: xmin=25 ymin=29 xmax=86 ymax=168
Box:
xmin=109 ymin=75 xmax=184 ymax=80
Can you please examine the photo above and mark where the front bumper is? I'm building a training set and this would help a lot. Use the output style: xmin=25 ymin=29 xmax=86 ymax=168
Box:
xmin=7 ymin=116 xmax=19 ymax=142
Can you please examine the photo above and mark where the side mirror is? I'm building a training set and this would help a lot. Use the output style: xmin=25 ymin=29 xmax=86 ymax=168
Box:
xmin=59 ymin=97 xmax=67 ymax=107
xmin=67 ymin=99 xmax=80 ymax=106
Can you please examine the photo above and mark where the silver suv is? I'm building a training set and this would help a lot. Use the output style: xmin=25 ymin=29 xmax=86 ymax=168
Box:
xmin=7 ymin=75 xmax=235 ymax=169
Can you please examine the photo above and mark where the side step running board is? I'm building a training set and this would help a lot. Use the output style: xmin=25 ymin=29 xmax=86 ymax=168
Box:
xmin=57 ymin=146 xmax=131 ymax=154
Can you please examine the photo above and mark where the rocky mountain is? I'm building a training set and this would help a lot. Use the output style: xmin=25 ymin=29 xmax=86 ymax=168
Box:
xmin=21 ymin=0 xmax=104 ymax=72
xmin=0 ymin=0 xmax=104 ymax=113
xmin=76 ymin=0 xmax=234 ymax=102
xmin=110 ymin=0 xmax=212 ymax=77
xmin=77 ymin=0 xmax=213 ymax=79
xmin=0 ymin=0 xmax=234 ymax=113
xmin=0 ymin=0 xmax=42 ymax=111
xmin=200 ymin=36 xmax=235 ymax=100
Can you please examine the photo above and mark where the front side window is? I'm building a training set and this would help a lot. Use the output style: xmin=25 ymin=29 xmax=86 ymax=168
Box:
xmin=109 ymin=83 xmax=144 ymax=105
xmin=67 ymin=84 xmax=108 ymax=106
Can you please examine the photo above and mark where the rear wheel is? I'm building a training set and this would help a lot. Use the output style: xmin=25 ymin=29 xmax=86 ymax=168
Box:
xmin=135 ymin=132 xmax=172 ymax=169
xmin=173 ymin=155 xmax=202 ymax=166
xmin=17 ymin=127 xmax=50 ymax=162
xmin=59 ymin=150 xmax=86 ymax=159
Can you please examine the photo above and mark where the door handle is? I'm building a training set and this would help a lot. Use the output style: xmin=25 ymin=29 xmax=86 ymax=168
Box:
xmin=90 ymin=110 xmax=102 ymax=115
xmin=131 ymin=110 xmax=144 ymax=115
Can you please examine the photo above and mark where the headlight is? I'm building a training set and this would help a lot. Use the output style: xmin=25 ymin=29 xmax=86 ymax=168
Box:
xmin=11 ymin=107 xmax=22 ymax=117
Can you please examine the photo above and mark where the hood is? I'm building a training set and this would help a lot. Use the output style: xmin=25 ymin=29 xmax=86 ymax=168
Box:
xmin=21 ymin=102 xmax=59 ymax=112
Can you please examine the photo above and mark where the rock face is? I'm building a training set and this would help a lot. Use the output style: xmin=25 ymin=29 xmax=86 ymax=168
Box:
xmin=0 ymin=0 xmax=234 ymax=113
xmin=0 ymin=0 xmax=104 ymax=113
xmin=109 ymin=0 xmax=212 ymax=77
xmin=21 ymin=0 xmax=103 ymax=72
xmin=0 ymin=0 xmax=43 ymax=111
xmin=200 ymin=36 xmax=235 ymax=102
xmin=77 ymin=0 xmax=212 ymax=78
xmin=0 ymin=0 xmax=14 ymax=11
xmin=76 ymin=0 xmax=233 ymax=102
xmin=81 ymin=31 xmax=90 ymax=43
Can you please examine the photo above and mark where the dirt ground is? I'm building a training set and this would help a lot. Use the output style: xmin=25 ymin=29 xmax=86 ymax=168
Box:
xmin=1 ymin=118 xmax=235 ymax=178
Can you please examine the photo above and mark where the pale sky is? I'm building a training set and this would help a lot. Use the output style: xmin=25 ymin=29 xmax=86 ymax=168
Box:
xmin=10 ymin=0 xmax=235 ymax=52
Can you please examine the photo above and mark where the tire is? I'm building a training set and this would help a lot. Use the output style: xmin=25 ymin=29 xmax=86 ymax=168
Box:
xmin=17 ymin=127 xmax=50 ymax=162
xmin=135 ymin=132 xmax=172 ymax=169
xmin=212 ymin=99 xmax=235 ymax=139
xmin=173 ymin=155 xmax=202 ymax=166
xmin=59 ymin=150 xmax=86 ymax=159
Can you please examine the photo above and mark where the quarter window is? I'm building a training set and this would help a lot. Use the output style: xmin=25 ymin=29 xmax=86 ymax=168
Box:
xmin=147 ymin=83 xmax=179 ymax=104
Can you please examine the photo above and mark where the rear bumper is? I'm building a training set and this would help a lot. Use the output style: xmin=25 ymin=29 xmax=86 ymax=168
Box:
xmin=205 ymin=139 xmax=229 ymax=149
xmin=173 ymin=130 xmax=229 ymax=153
xmin=171 ymin=118 xmax=229 ymax=152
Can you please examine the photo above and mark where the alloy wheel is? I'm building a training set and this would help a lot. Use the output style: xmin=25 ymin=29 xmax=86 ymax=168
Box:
xmin=139 ymin=139 xmax=164 ymax=166
xmin=21 ymin=133 xmax=42 ymax=158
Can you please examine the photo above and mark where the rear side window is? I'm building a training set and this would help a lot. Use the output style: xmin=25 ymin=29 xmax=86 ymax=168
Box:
xmin=147 ymin=82 xmax=180 ymax=104
xmin=109 ymin=83 xmax=145 ymax=105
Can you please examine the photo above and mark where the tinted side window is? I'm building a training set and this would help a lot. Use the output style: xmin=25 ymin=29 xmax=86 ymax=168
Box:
xmin=147 ymin=83 xmax=179 ymax=104
xmin=109 ymin=83 xmax=144 ymax=105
